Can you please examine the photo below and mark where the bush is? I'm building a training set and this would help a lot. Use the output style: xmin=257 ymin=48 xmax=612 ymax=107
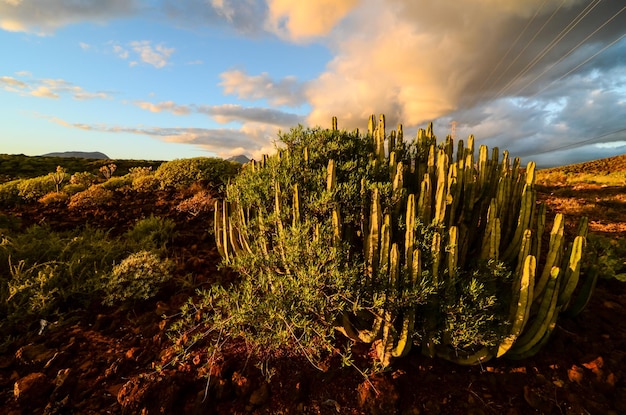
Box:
xmin=38 ymin=191 xmax=69 ymax=206
xmin=176 ymin=191 xmax=215 ymax=217
xmin=70 ymin=171 xmax=98 ymax=187
xmin=17 ymin=176 xmax=55 ymax=201
xmin=68 ymin=185 xmax=114 ymax=210
xmin=62 ymin=183 xmax=87 ymax=196
xmin=0 ymin=225 xmax=127 ymax=322
xmin=132 ymin=174 xmax=160 ymax=192
xmin=0 ymin=179 xmax=22 ymax=206
xmin=100 ymin=176 xmax=132 ymax=191
xmin=102 ymin=250 xmax=174 ymax=306
xmin=124 ymin=215 xmax=177 ymax=252
xmin=154 ymin=157 xmax=240 ymax=190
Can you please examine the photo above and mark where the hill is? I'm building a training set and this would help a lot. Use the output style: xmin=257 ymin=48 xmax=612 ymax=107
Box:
xmin=537 ymin=153 xmax=626 ymax=186
xmin=41 ymin=151 xmax=110 ymax=159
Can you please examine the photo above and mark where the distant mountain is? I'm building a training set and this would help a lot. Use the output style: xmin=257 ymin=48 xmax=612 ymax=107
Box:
xmin=227 ymin=154 xmax=250 ymax=164
xmin=41 ymin=151 xmax=110 ymax=159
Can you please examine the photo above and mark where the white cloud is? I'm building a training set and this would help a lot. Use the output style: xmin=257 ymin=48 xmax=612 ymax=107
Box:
xmin=47 ymin=116 xmax=280 ymax=159
xmin=129 ymin=41 xmax=175 ymax=68
xmin=132 ymin=99 xmax=304 ymax=127
xmin=219 ymin=69 xmax=307 ymax=107
xmin=0 ymin=73 xmax=111 ymax=100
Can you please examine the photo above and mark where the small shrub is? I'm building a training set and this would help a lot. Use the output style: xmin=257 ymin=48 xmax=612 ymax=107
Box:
xmin=17 ymin=176 xmax=56 ymax=201
xmin=102 ymin=250 xmax=174 ymax=306
xmin=0 ymin=179 xmax=22 ymax=207
xmin=99 ymin=163 xmax=117 ymax=180
xmin=38 ymin=191 xmax=69 ymax=206
xmin=100 ymin=176 xmax=132 ymax=191
xmin=154 ymin=157 xmax=240 ymax=190
xmin=132 ymin=174 xmax=160 ymax=192
xmin=49 ymin=166 xmax=68 ymax=193
xmin=68 ymin=185 xmax=114 ymax=210
xmin=125 ymin=215 xmax=177 ymax=251
xmin=176 ymin=191 xmax=215 ymax=217
xmin=62 ymin=183 xmax=87 ymax=196
xmin=70 ymin=171 xmax=97 ymax=187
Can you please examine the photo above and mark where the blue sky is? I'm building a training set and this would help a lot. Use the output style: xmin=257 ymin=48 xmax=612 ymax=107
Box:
xmin=1 ymin=0 xmax=625 ymax=167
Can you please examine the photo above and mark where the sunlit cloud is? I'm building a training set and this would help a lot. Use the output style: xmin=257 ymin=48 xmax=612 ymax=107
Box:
xmin=219 ymin=69 xmax=307 ymax=107
xmin=134 ymin=100 xmax=192 ymax=115
xmin=0 ymin=73 xmax=111 ymax=100
xmin=265 ymin=0 xmax=359 ymax=41
xmin=46 ymin=116 xmax=280 ymax=159
xmin=132 ymin=99 xmax=304 ymax=127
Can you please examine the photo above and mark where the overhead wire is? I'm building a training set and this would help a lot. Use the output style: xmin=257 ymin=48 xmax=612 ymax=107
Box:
xmin=529 ymin=33 xmax=626 ymax=98
xmin=494 ymin=0 xmax=602 ymax=99
xmin=488 ymin=0 xmax=567 ymax=95
xmin=522 ymin=127 xmax=626 ymax=158
xmin=474 ymin=0 xmax=549 ymax=97
xmin=514 ymin=5 xmax=626 ymax=96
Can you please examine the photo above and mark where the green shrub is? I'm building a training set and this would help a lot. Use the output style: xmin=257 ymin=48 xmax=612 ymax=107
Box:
xmin=0 ymin=225 xmax=126 ymax=322
xmin=62 ymin=183 xmax=87 ymax=196
xmin=102 ymin=250 xmax=174 ymax=306
xmin=100 ymin=176 xmax=132 ymax=191
xmin=68 ymin=185 xmax=114 ymax=210
xmin=154 ymin=157 xmax=240 ymax=190
xmin=124 ymin=215 xmax=177 ymax=252
xmin=17 ymin=175 xmax=56 ymax=201
xmin=132 ymin=174 xmax=160 ymax=192
xmin=70 ymin=171 xmax=98 ymax=187
xmin=0 ymin=179 xmax=22 ymax=206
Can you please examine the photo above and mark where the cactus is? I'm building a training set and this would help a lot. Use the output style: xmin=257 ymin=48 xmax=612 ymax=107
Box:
xmin=215 ymin=115 xmax=594 ymax=369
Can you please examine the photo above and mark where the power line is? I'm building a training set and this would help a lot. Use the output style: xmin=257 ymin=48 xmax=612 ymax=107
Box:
xmin=489 ymin=0 xmax=566 ymax=95
xmin=530 ymin=33 xmax=626 ymax=98
xmin=495 ymin=0 xmax=602 ymax=98
xmin=522 ymin=126 xmax=626 ymax=158
xmin=515 ymin=5 xmax=626 ymax=96
xmin=477 ymin=0 xmax=549 ymax=94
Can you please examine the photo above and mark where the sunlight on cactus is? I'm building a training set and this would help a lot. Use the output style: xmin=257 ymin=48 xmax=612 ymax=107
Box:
xmin=211 ymin=115 xmax=593 ymax=368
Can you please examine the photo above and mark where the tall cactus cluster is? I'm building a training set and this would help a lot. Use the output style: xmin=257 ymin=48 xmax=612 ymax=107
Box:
xmin=215 ymin=115 xmax=594 ymax=367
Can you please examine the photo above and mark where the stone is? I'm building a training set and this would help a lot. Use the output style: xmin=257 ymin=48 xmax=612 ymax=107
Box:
xmin=14 ymin=372 xmax=53 ymax=410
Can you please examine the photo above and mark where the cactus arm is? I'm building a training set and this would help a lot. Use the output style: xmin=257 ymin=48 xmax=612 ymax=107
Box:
xmin=534 ymin=214 xmax=565 ymax=301
xmin=436 ymin=346 xmax=494 ymax=366
xmin=558 ymin=235 xmax=585 ymax=308
xmin=565 ymin=264 xmax=599 ymax=317
xmin=508 ymin=266 xmax=561 ymax=356
xmin=496 ymin=255 xmax=535 ymax=357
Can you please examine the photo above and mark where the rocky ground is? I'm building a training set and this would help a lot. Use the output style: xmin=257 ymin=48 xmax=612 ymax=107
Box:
xmin=1 ymin=184 xmax=625 ymax=414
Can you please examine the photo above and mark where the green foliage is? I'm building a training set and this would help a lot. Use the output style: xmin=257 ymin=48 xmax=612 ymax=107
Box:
xmin=124 ymin=215 xmax=177 ymax=252
xmin=132 ymin=174 xmax=160 ymax=192
xmin=0 ymin=219 xmax=178 ymax=338
xmin=0 ymin=179 xmax=21 ymax=206
xmin=587 ymin=234 xmax=626 ymax=281
xmin=100 ymin=176 xmax=132 ymax=190
xmin=17 ymin=175 xmax=56 ymax=201
xmin=0 ymin=225 xmax=126 ymax=321
xmin=102 ymin=250 xmax=174 ymax=306
xmin=70 ymin=171 xmax=97 ymax=187
xmin=154 ymin=157 xmax=240 ymax=190
xmin=198 ymin=115 xmax=593 ymax=370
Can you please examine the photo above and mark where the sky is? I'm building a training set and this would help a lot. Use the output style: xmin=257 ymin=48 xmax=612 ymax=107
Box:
xmin=1 ymin=0 xmax=625 ymax=168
